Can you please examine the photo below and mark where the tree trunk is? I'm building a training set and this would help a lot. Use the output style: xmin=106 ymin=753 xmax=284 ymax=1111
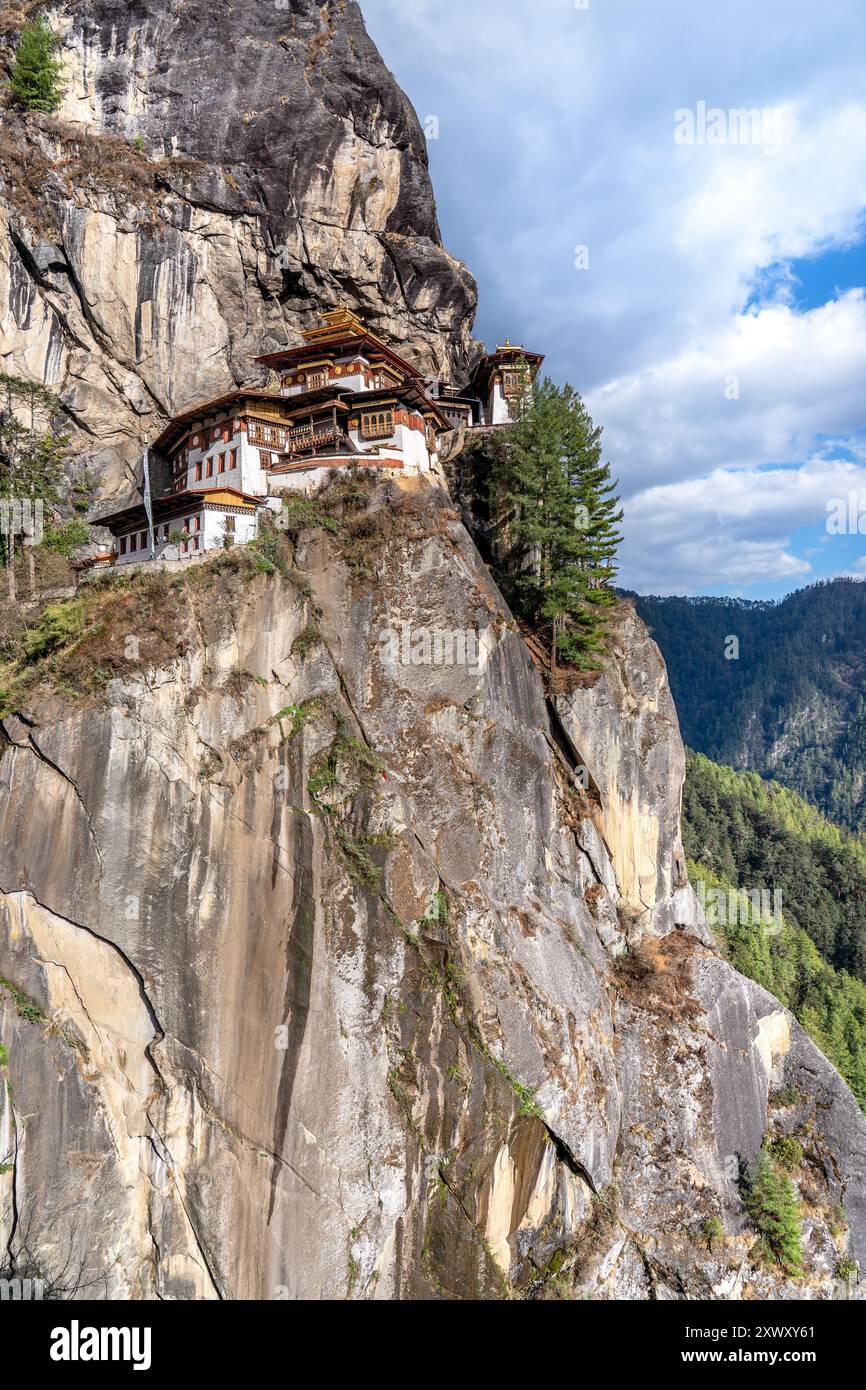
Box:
xmin=27 ymin=543 xmax=36 ymax=600
xmin=6 ymin=528 xmax=16 ymax=604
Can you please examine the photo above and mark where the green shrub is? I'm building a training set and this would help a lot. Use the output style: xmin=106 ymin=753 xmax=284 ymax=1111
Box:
xmin=334 ymin=826 xmax=381 ymax=890
xmin=837 ymin=1255 xmax=859 ymax=1285
xmin=767 ymin=1136 xmax=804 ymax=1172
xmin=770 ymin=1084 xmax=804 ymax=1109
xmin=742 ymin=1147 xmax=804 ymax=1277
xmin=291 ymin=625 xmax=321 ymax=657
xmin=22 ymin=599 xmax=84 ymax=661
xmin=38 ymin=518 xmax=90 ymax=557
xmin=702 ymin=1215 xmax=724 ymax=1252
xmin=0 ymin=978 xmax=46 ymax=1025
xmin=272 ymin=697 xmax=324 ymax=739
xmin=276 ymin=493 xmax=340 ymax=539
xmin=10 ymin=16 xmax=64 ymax=113
xmin=422 ymin=891 xmax=449 ymax=925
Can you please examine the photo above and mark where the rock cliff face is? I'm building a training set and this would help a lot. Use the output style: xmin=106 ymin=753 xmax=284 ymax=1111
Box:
xmin=1 ymin=0 xmax=865 ymax=1303
xmin=0 ymin=0 xmax=477 ymax=498
xmin=1 ymin=479 xmax=864 ymax=1299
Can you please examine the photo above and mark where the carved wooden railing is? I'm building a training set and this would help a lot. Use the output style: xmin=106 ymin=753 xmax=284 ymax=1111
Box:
xmin=360 ymin=413 xmax=394 ymax=441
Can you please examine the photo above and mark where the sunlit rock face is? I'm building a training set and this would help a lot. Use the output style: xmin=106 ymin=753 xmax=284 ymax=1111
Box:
xmin=0 ymin=0 xmax=477 ymax=498
xmin=1 ymin=0 xmax=864 ymax=1304
xmin=1 ymin=478 xmax=864 ymax=1299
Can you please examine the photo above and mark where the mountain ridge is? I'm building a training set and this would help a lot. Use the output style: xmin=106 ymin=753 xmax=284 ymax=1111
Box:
xmin=631 ymin=578 xmax=866 ymax=830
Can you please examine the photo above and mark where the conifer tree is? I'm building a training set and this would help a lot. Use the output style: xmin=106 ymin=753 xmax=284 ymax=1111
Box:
xmin=742 ymin=1146 xmax=804 ymax=1276
xmin=489 ymin=372 xmax=623 ymax=672
xmin=0 ymin=374 xmax=69 ymax=600
xmin=10 ymin=16 xmax=64 ymax=114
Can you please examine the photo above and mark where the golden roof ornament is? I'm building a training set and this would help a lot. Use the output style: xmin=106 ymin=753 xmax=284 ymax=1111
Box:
xmin=302 ymin=305 xmax=368 ymax=345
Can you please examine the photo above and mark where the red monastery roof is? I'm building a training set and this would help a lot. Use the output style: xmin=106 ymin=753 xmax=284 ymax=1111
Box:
xmin=95 ymin=487 xmax=260 ymax=530
xmin=469 ymin=343 xmax=545 ymax=396
xmin=254 ymin=306 xmax=425 ymax=381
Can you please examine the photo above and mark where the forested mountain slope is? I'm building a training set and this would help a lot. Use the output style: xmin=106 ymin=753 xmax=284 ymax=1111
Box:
xmin=683 ymin=752 xmax=866 ymax=1108
xmin=633 ymin=580 xmax=866 ymax=830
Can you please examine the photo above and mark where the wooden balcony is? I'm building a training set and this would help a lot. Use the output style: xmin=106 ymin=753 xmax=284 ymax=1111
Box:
xmin=284 ymin=424 xmax=347 ymax=455
xmin=268 ymin=425 xmax=355 ymax=472
xmin=360 ymin=412 xmax=394 ymax=441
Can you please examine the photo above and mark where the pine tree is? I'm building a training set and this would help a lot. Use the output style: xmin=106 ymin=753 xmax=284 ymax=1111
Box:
xmin=10 ymin=16 xmax=64 ymax=115
xmin=0 ymin=373 xmax=69 ymax=601
xmin=489 ymin=373 xmax=623 ymax=672
xmin=742 ymin=1146 xmax=804 ymax=1276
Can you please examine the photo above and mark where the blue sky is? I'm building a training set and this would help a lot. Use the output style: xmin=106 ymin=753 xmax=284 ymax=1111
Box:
xmin=360 ymin=0 xmax=866 ymax=597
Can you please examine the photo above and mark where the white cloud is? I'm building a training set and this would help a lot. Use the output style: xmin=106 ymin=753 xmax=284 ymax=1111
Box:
xmin=621 ymin=457 xmax=866 ymax=593
xmin=359 ymin=0 xmax=866 ymax=593
xmin=588 ymin=291 xmax=866 ymax=494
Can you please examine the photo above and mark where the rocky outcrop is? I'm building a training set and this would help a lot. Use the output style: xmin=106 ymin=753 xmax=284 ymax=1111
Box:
xmin=558 ymin=605 xmax=693 ymax=934
xmin=1 ymin=477 xmax=864 ymax=1299
xmin=2 ymin=0 xmax=864 ymax=1306
xmin=0 ymin=0 xmax=477 ymax=498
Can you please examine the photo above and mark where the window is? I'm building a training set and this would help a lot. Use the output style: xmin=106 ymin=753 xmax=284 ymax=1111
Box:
xmin=195 ymin=460 xmax=203 ymax=482
xmin=190 ymin=535 xmax=199 ymax=551
xmin=502 ymin=370 xmax=525 ymax=396
xmin=206 ymin=456 xmax=214 ymax=477
xmin=140 ymin=531 xmax=147 ymax=550
xmin=307 ymin=369 xmax=328 ymax=390
xmin=191 ymin=515 xmax=201 ymax=533
xmin=222 ymin=426 xmax=231 ymax=443
xmin=229 ymin=448 xmax=237 ymax=470
xmin=119 ymin=536 xmax=127 ymax=556
xmin=360 ymin=410 xmax=394 ymax=440
xmin=162 ymin=524 xmax=170 ymax=541
xmin=218 ymin=453 xmax=227 ymax=473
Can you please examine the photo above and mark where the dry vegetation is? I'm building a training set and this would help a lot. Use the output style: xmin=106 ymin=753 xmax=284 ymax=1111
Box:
xmin=0 ymin=113 xmax=200 ymax=238
xmin=0 ymin=541 xmax=294 ymax=716
xmin=0 ymin=0 xmax=41 ymax=41
xmin=614 ymin=932 xmax=703 ymax=1018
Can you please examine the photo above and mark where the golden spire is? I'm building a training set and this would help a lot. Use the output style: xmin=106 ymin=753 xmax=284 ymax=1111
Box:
xmin=302 ymin=305 xmax=368 ymax=345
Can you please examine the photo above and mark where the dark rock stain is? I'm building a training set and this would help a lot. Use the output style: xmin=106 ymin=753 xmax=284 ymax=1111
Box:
xmin=267 ymin=810 xmax=316 ymax=1223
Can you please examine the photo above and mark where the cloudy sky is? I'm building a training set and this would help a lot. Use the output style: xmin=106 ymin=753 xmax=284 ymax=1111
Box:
xmin=361 ymin=0 xmax=866 ymax=597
